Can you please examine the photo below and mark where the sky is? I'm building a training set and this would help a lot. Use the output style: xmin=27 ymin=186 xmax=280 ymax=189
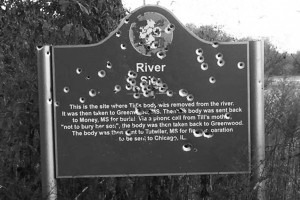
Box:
xmin=122 ymin=0 xmax=300 ymax=53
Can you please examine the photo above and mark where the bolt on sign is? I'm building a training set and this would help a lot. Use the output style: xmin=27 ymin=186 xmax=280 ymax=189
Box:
xmin=50 ymin=6 xmax=250 ymax=177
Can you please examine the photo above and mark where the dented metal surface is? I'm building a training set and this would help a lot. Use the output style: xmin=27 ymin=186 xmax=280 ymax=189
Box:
xmin=51 ymin=5 xmax=250 ymax=177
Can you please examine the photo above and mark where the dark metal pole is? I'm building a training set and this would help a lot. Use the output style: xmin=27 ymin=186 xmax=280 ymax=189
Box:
xmin=249 ymin=41 xmax=266 ymax=200
xmin=37 ymin=46 xmax=57 ymax=200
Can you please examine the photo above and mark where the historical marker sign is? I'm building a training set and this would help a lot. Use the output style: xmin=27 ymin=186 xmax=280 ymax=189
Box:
xmin=51 ymin=6 xmax=250 ymax=178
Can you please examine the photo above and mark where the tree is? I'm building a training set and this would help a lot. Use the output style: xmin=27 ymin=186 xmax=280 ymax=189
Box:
xmin=186 ymin=23 xmax=235 ymax=42
xmin=291 ymin=51 xmax=300 ymax=74
xmin=264 ymin=39 xmax=290 ymax=77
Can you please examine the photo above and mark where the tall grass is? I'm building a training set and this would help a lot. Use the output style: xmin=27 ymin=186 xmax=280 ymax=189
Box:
xmin=264 ymin=78 xmax=300 ymax=200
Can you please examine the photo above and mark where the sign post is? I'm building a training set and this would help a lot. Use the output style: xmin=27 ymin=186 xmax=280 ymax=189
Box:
xmin=250 ymin=41 xmax=265 ymax=200
xmin=37 ymin=5 xmax=264 ymax=199
xmin=37 ymin=46 xmax=57 ymax=200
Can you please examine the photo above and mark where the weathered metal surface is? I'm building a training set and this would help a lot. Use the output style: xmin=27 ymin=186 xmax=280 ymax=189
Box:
xmin=37 ymin=46 xmax=57 ymax=198
xmin=51 ymin=5 xmax=250 ymax=177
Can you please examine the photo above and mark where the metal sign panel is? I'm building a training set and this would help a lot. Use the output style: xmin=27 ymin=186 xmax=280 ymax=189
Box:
xmin=52 ymin=5 xmax=250 ymax=178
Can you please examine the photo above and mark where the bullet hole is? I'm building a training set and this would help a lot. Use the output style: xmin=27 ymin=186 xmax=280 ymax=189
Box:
xmin=132 ymin=86 xmax=140 ymax=92
xmin=212 ymin=42 xmax=219 ymax=48
xmin=106 ymin=61 xmax=112 ymax=69
xmin=158 ymin=86 xmax=167 ymax=93
xmin=98 ymin=70 xmax=106 ymax=78
xmin=120 ymin=44 xmax=126 ymax=50
xmin=166 ymin=90 xmax=173 ymax=97
xmin=164 ymin=47 xmax=169 ymax=51
xmin=128 ymin=78 xmax=137 ymax=86
xmin=179 ymin=89 xmax=188 ymax=97
xmin=146 ymin=45 xmax=151 ymax=50
xmin=197 ymin=55 xmax=205 ymax=63
xmin=128 ymin=70 xmax=137 ymax=78
xmin=140 ymin=80 xmax=148 ymax=88
xmin=217 ymin=59 xmax=225 ymax=67
xmin=144 ymin=91 xmax=153 ymax=98
xmin=176 ymin=108 xmax=185 ymax=113
xmin=203 ymin=131 xmax=214 ymax=138
xmin=165 ymin=23 xmax=175 ymax=34
xmin=193 ymin=148 xmax=198 ymax=152
xmin=142 ymin=90 xmax=148 ymax=96
xmin=161 ymin=83 xmax=168 ymax=89
xmin=156 ymin=78 xmax=163 ymax=87
xmin=89 ymin=89 xmax=97 ymax=97
xmin=47 ymin=98 xmax=52 ymax=104
xmin=201 ymin=63 xmax=208 ymax=70
xmin=141 ymin=86 xmax=148 ymax=93
xmin=124 ymin=18 xmax=129 ymax=24
xmin=55 ymin=101 xmax=60 ymax=107
xmin=125 ymin=129 xmax=132 ymax=136
xmin=128 ymin=75 xmax=170 ymax=99
xmin=151 ymin=77 xmax=158 ymax=85
xmin=46 ymin=51 xmax=50 ymax=55
xmin=133 ymin=93 xmax=140 ymax=99
xmin=152 ymin=41 xmax=159 ymax=48
xmin=195 ymin=48 xmax=203 ymax=55
xmin=193 ymin=129 xmax=204 ymax=137
xmin=144 ymin=86 xmax=151 ymax=92
xmin=209 ymin=76 xmax=216 ymax=84
xmin=153 ymin=27 xmax=161 ymax=36
xmin=76 ymin=68 xmax=82 ymax=74
xmin=135 ymin=107 xmax=143 ymax=115
xmin=216 ymin=53 xmax=223 ymax=59
xmin=186 ymin=94 xmax=194 ymax=101
xmin=114 ymin=85 xmax=121 ymax=93
xmin=182 ymin=143 xmax=192 ymax=152
xmin=85 ymin=76 xmax=91 ymax=80
xmin=158 ymin=86 xmax=168 ymax=93
xmin=126 ymin=77 xmax=133 ymax=84
xmin=125 ymin=84 xmax=132 ymax=90
xmin=63 ymin=87 xmax=70 ymax=93
xmin=215 ymin=52 xmax=225 ymax=67
xmin=157 ymin=51 xmax=166 ymax=59
xmin=237 ymin=62 xmax=245 ymax=69
xmin=79 ymin=97 xmax=85 ymax=103
xmin=147 ymin=109 xmax=153 ymax=114
xmin=135 ymin=42 xmax=142 ymax=47
xmin=224 ymin=112 xmax=232 ymax=119
xmin=116 ymin=30 xmax=121 ymax=37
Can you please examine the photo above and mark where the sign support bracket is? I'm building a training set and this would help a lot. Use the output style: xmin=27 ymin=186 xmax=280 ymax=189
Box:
xmin=37 ymin=46 xmax=57 ymax=200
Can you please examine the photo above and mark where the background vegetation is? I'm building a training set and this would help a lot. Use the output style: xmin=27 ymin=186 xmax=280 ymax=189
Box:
xmin=0 ymin=0 xmax=300 ymax=199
